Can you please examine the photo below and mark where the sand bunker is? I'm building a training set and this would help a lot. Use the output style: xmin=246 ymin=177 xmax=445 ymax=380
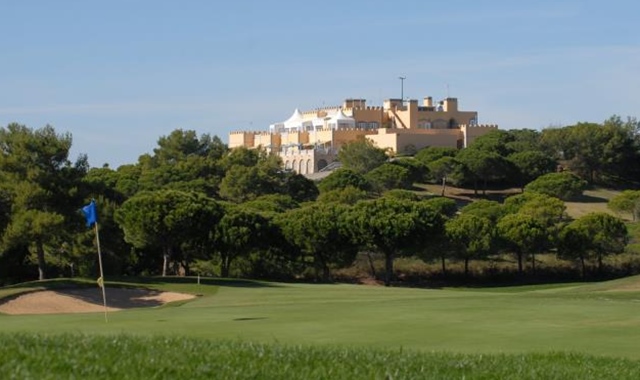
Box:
xmin=0 ymin=287 xmax=196 ymax=315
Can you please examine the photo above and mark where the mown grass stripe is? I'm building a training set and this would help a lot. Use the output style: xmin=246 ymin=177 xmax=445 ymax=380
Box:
xmin=1 ymin=333 xmax=639 ymax=380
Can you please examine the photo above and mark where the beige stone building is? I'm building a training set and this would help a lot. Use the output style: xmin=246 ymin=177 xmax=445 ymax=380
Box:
xmin=229 ymin=95 xmax=498 ymax=174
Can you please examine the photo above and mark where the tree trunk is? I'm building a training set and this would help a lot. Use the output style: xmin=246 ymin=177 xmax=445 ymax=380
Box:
xmin=366 ymin=252 xmax=377 ymax=279
xmin=580 ymin=256 xmax=586 ymax=279
xmin=384 ymin=251 xmax=394 ymax=287
xmin=162 ymin=247 xmax=172 ymax=277
xmin=483 ymin=178 xmax=487 ymax=196
xmin=322 ymin=263 xmax=332 ymax=282
xmin=221 ymin=256 xmax=231 ymax=278
xmin=441 ymin=177 xmax=446 ymax=196
xmin=441 ymin=255 xmax=447 ymax=276
xmin=531 ymin=252 xmax=536 ymax=274
xmin=473 ymin=179 xmax=478 ymax=196
xmin=597 ymin=253 xmax=603 ymax=275
xmin=517 ymin=251 xmax=523 ymax=275
xmin=36 ymin=241 xmax=46 ymax=280
xmin=464 ymin=258 xmax=469 ymax=278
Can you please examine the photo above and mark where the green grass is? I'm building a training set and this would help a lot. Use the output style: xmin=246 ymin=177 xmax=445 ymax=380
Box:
xmin=2 ymin=277 xmax=640 ymax=361
xmin=1 ymin=334 xmax=640 ymax=380
xmin=3 ymin=277 xmax=640 ymax=378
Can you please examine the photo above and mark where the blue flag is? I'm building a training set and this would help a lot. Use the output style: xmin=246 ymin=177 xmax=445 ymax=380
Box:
xmin=82 ymin=200 xmax=98 ymax=227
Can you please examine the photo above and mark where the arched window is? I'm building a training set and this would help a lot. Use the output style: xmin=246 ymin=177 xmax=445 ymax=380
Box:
xmin=298 ymin=160 xmax=304 ymax=173
xmin=292 ymin=160 xmax=297 ymax=173
xmin=307 ymin=159 xmax=313 ymax=173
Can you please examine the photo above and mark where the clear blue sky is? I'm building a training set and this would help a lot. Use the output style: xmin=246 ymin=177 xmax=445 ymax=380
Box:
xmin=1 ymin=0 xmax=638 ymax=168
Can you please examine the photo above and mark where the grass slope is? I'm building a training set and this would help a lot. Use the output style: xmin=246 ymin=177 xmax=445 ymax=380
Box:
xmin=2 ymin=277 xmax=640 ymax=360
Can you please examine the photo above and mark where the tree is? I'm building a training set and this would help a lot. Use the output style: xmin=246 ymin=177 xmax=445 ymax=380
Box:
xmin=241 ymin=194 xmax=299 ymax=214
xmin=608 ymin=190 xmax=640 ymax=221
xmin=138 ymin=155 xmax=222 ymax=197
xmin=316 ymin=186 xmax=370 ymax=205
xmin=456 ymin=149 xmax=510 ymax=195
xmin=115 ymin=190 xmax=224 ymax=276
xmin=502 ymin=192 xmax=566 ymax=271
xmin=541 ymin=119 xmax=640 ymax=184
xmin=508 ymin=151 xmax=557 ymax=191
xmin=219 ymin=146 xmax=260 ymax=171
xmin=346 ymin=198 xmax=443 ymax=286
xmin=282 ymin=172 xmax=318 ymax=203
xmin=338 ymin=139 xmax=387 ymax=174
xmin=0 ymin=123 xmax=87 ymax=280
xmin=460 ymin=200 xmax=504 ymax=223
xmin=216 ymin=206 xmax=272 ymax=278
xmin=497 ymin=213 xmax=547 ymax=274
xmin=219 ymin=165 xmax=263 ymax=202
xmin=427 ymin=156 xmax=464 ymax=195
xmin=414 ymin=146 xmax=457 ymax=165
xmin=389 ymin=158 xmax=428 ymax=184
xmin=278 ymin=203 xmax=357 ymax=281
xmin=416 ymin=197 xmax=457 ymax=275
xmin=317 ymin=169 xmax=370 ymax=193
xmin=559 ymin=213 xmax=628 ymax=277
xmin=446 ymin=214 xmax=495 ymax=277
xmin=382 ymin=189 xmax=421 ymax=202
xmin=467 ymin=129 xmax=515 ymax=157
xmin=364 ymin=163 xmax=412 ymax=193
xmin=141 ymin=129 xmax=228 ymax=168
xmin=525 ymin=172 xmax=587 ymax=200
xmin=504 ymin=129 xmax=543 ymax=154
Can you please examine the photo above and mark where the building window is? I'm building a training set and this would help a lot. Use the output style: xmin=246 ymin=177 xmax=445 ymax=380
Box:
xmin=368 ymin=122 xmax=378 ymax=129
xmin=357 ymin=121 xmax=368 ymax=129
xmin=418 ymin=120 xmax=431 ymax=129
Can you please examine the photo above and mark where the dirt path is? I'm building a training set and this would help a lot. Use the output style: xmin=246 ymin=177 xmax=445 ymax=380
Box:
xmin=0 ymin=288 xmax=196 ymax=315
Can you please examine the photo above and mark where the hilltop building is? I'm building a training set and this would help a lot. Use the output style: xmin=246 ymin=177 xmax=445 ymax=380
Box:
xmin=229 ymin=95 xmax=497 ymax=174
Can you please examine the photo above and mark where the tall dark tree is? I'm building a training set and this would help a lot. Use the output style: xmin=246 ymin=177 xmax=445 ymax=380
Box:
xmin=414 ymin=146 xmax=457 ymax=165
xmin=317 ymin=169 xmax=370 ymax=193
xmin=216 ymin=206 xmax=272 ymax=278
xmin=115 ymin=190 xmax=224 ymax=276
xmin=508 ymin=151 xmax=557 ymax=191
xmin=338 ymin=139 xmax=387 ymax=174
xmin=0 ymin=124 xmax=87 ymax=280
xmin=559 ymin=213 xmax=628 ymax=277
xmin=541 ymin=118 xmax=640 ymax=184
xmin=365 ymin=163 xmax=412 ymax=194
xmin=446 ymin=214 xmax=495 ymax=277
xmin=608 ymin=190 xmax=640 ymax=221
xmin=347 ymin=198 xmax=443 ymax=286
xmin=457 ymin=149 xmax=510 ymax=195
xmin=525 ymin=172 xmax=587 ymax=200
xmin=497 ymin=213 xmax=547 ymax=274
xmin=278 ymin=203 xmax=357 ymax=281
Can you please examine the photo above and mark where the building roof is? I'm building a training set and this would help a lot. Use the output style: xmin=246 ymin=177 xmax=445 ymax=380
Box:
xmin=329 ymin=109 xmax=355 ymax=123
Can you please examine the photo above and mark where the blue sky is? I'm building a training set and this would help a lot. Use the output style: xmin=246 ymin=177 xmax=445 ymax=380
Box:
xmin=1 ymin=0 xmax=638 ymax=168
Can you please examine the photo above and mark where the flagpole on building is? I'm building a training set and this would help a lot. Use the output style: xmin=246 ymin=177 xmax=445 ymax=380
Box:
xmin=94 ymin=221 xmax=108 ymax=323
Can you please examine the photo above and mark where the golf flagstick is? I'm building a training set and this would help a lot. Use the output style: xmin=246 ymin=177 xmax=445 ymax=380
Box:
xmin=94 ymin=221 xmax=108 ymax=323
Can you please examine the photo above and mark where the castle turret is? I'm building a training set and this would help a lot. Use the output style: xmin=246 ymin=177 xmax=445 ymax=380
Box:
xmin=443 ymin=98 xmax=458 ymax=112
